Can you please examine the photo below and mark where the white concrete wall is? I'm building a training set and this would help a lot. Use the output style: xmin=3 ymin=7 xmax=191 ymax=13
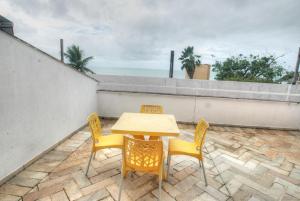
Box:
xmin=94 ymin=75 xmax=300 ymax=130
xmin=98 ymin=91 xmax=300 ymax=130
xmin=0 ymin=31 xmax=98 ymax=181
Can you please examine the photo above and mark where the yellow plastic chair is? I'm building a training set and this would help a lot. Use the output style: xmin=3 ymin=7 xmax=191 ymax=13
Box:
xmin=167 ymin=119 xmax=209 ymax=186
xmin=139 ymin=104 xmax=164 ymax=140
xmin=140 ymin=104 xmax=164 ymax=114
xmin=86 ymin=113 xmax=123 ymax=175
xmin=118 ymin=136 xmax=164 ymax=201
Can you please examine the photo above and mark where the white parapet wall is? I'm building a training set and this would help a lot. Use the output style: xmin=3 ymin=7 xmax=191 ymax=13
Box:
xmin=0 ymin=31 xmax=98 ymax=182
xmin=93 ymin=75 xmax=300 ymax=130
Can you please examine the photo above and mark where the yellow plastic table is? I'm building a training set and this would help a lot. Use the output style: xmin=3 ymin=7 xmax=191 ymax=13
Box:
xmin=111 ymin=112 xmax=180 ymax=137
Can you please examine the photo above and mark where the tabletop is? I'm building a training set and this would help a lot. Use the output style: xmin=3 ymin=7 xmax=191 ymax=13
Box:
xmin=111 ymin=112 xmax=180 ymax=137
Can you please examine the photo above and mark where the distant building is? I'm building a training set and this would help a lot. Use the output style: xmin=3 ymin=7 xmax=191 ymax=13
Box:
xmin=185 ymin=64 xmax=211 ymax=80
xmin=0 ymin=15 xmax=14 ymax=35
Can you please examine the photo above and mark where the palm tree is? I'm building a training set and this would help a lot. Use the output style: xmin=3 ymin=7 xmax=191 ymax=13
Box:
xmin=64 ymin=45 xmax=95 ymax=74
xmin=179 ymin=46 xmax=201 ymax=79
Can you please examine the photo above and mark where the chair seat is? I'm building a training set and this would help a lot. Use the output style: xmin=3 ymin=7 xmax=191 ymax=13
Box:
xmin=94 ymin=134 xmax=123 ymax=150
xmin=168 ymin=138 xmax=202 ymax=159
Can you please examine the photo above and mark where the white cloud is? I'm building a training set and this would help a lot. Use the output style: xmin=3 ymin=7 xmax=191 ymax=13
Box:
xmin=1 ymin=0 xmax=299 ymax=72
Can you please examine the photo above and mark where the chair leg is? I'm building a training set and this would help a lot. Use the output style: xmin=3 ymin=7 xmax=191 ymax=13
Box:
xmin=158 ymin=164 xmax=163 ymax=201
xmin=118 ymin=173 xmax=124 ymax=201
xmin=158 ymin=176 xmax=162 ymax=201
xmin=85 ymin=151 xmax=94 ymax=176
xmin=166 ymin=155 xmax=171 ymax=180
xmin=200 ymin=160 xmax=208 ymax=186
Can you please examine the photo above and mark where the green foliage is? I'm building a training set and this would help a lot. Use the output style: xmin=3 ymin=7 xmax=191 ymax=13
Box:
xmin=179 ymin=46 xmax=201 ymax=79
xmin=64 ymin=45 xmax=94 ymax=74
xmin=278 ymin=71 xmax=299 ymax=83
xmin=212 ymin=54 xmax=285 ymax=83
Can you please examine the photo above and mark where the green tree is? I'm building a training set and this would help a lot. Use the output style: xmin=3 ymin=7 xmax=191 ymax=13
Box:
xmin=278 ymin=71 xmax=299 ymax=83
xmin=179 ymin=46 xmax=201 ymax=79
xmin=212 ymin=54 xmax=284 ymax=83
xmin=64 ymin=45 xmax=94 ymax=74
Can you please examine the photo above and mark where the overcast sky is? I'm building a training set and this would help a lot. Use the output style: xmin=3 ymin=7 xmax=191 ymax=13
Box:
xmin=1 ymin=0 xmax=300 ymax=73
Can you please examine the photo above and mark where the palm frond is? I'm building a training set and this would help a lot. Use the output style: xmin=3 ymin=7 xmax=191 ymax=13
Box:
xmin=64 ymin=45 xmax=93 ymax=74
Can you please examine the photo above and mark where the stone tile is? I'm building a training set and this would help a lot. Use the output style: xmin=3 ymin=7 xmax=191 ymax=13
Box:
xmin=152 ymin=188 xmax=175 ymax=201
xmin=239 ymin=151 xmax=254 ymax=161
xmin=192 ymin=192 xmax=217 ymax=201
xmin=197 ymin=182 xmax=228 ymax=201
xmin=71 ymin=171 xmax=91 ymax=188
xmin=127 ymin=180 xmax=157 ymax=200
xmin=105 ymin=148 xmax=122 ymax=158
xmin=50 ymin=191 xmax=69 ymax=201
xmin=200 ymin=175 xmax=223 ymax=189
xmin=18 ymin=170 xmax=48 ymax=180
xmin=172 ymin=166 xmax=197 ymax=180
xmin=245 ymin=159 xmax=259 ymax=170
xmin=290 ymin=168 xmax=300 ymax=180
xmin=162 ymin=182 xmax=181 ymax=197
xmin=0 ymin=184 xmax=31 ymax=196
xmin=27 ymin=161 xmax=61 ymax=172
xmin=274 ymin=177 xmax=300 ymax=199
xmin=90 ymin=168 xmax=120 ymax=184
xmin=174 ymin=175 xmax=198 ymax=192
xmin=260 ymin=163 xmax=289 ymax=176
xmin=76 ymin=188 xmax=109 ymax=201
xmin=239 ymin=185 xmax=273 ymax=201
xmin=95 ymin=161 xmax=121 ymax=174
xmin=1 ymin=121 xmax=300 ymax=201
xmin=212 ymin=162 xmax=231 ymax=173
xmin=220 ymin=178 xmax=242 ymax=196
xmin=64 ymin=180 xmax=82 ymax=200
xmin=236 ymin=175 xmax=284 ymax=200
xmin=37 ymin=196 xmax=52 ymax=201
xmin=136 ymin=193 xmax=157 ymax=201
xmin=125 ymin=174 xmax=155 ymax=190
xmin=42 ymin=150 xmax=70 ymax=161
xmin=100 ymin=196 xmax=114 ymax=201
xmin=101 ymin=155 xmax=122 ymax=165
xmin=23 ymin=183 xmax=64 ymax=201
xmin=106 ymin=183 xmax=132 ymax=201
xmin=0 ymin=194 xmax=21 ymax=201
xmin=165 ymin=175 xmax=178 ymax=185
xmin=280 ymin=194 xmax=299 ymax=201
xmin=232 ymin=188 xmax=252 ymax=201
xmin=248 ymin=196 xmax=265 ymax=201
xmin=175 ymin=185 xmax=204 ymax=201
xmin=38 ymin=174 xmax=72 ymax=189
xmin=280 ymin=160 xmax=293 ymax=172
xmin=81 ymin=178 xmax=114 ymax=195
xmin=172 ymin=160 xmax=194 ymax=171
xmin=8 ymin=176 xmax=40 ymax=188
xmin=95 ymin=151 xmax=108 ymax=161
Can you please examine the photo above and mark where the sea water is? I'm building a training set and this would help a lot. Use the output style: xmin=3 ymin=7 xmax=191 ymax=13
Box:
xmin=94 ymin=67 xmax=184 ymax=78
xmin=94 ymin=67 xmax=215 ymax=79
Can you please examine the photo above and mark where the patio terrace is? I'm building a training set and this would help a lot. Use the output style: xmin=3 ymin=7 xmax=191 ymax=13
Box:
xmin=1 ymin=26 xmax=300 ymax=201
xmin=1 ymin=119 xmax=300 ymax=201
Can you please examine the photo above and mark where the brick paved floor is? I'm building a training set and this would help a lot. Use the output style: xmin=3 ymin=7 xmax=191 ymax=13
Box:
xmin=1 ymin=119 xmax=300 ymax=201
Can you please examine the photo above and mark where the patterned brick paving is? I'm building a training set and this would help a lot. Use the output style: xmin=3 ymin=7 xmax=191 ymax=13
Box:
xmin=1 ymin=119 xmax=300 ymax=201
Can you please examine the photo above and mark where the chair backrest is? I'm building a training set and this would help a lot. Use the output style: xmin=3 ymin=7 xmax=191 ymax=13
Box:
xmin=140 ymin=105 xmax=164 ymax=114
xmin=87 ymin=113 xmax=102 ymax=144
xmin=194 ymin=119 xmax=209 ymax=151
xmin=123 ymin=136 xmax=163 ymax=173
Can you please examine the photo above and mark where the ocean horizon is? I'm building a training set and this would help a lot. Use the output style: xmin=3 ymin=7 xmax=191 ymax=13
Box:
xmin=94 ymin=67 xmax=215 ymax=79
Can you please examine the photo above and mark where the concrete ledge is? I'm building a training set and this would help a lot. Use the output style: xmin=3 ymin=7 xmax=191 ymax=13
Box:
xmin=93 ymin=74 xmax=300 ymax=103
